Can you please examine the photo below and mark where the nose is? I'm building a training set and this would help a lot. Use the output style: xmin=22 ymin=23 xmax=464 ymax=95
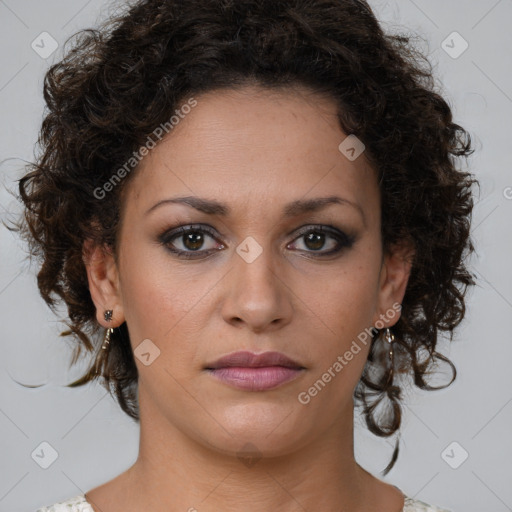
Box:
xmin=220 ymin=240 xmax=294 ymax=333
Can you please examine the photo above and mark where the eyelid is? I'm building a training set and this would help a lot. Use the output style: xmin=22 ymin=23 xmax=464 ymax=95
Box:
xmin=291 ymin=223 xmax=353 ymax=241
xmin=159 ymin=223 xmax=223 ymax=245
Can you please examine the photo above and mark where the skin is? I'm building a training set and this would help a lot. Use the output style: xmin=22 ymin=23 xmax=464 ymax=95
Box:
xmin=83 ymin=84 xmax=414 ymax=512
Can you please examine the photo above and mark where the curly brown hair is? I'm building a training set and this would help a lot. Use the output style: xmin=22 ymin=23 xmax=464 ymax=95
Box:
xmin=10 ymin=0 xmax=477 ymax=475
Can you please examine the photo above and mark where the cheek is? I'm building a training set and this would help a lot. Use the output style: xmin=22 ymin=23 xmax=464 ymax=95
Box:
xmin=295 ymin=277 xmax=377 ymax=411
xmin=118 ymin=243 xmax=217 ymax=366
xmin=307 ymin=258 xmax=380 ymax=331
xmin=117 ymin=243 xmax=177 ymax=341
xmin=297 ymin=253 xmax=380 ymax=371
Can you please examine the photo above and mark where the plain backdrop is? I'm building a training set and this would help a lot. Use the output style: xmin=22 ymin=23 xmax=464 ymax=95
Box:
xmin=0 ymin=1 xmax=511 ymax=511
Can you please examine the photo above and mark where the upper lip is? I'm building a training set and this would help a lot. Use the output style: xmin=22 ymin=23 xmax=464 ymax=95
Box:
xmin=205 ymin=351 xmax=304 ymax=370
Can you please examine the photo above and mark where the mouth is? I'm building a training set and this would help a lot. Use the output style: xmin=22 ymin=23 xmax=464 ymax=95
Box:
xmin=204 ymin=350 xmax=304 ymax=370
xmin=204 ymin=351 xmax=305 ymax=391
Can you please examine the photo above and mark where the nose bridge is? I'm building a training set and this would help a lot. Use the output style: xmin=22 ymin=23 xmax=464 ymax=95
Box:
xmin=222 ymin=233 xmax=292 ymax=330
xmin=233 ymin=233 xmax=282 ymax=296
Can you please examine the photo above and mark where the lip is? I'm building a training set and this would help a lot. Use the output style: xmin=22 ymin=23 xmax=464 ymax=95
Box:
xmin=204 ymin=351 xmax=305 ymax=391
xmin=204 ymin=350 xmax=304 ymax=370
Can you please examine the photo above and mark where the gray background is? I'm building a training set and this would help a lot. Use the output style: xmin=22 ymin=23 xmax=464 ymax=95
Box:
xmin=1 ymin=1 xmax=511 ymax=511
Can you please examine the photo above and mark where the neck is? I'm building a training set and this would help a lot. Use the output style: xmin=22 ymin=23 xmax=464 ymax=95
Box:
xmin=120 ymin=388 xmax=372 ymax=512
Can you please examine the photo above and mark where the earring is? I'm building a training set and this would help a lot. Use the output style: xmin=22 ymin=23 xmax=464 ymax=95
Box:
xmin=102 ymin=309 xmax=114 ymax=350
xmin=383 ymin=327 xmax=395 ymax=386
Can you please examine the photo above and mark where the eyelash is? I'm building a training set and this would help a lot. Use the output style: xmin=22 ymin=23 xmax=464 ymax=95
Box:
xmin=158 ymin=223 xmax=355 ymax=260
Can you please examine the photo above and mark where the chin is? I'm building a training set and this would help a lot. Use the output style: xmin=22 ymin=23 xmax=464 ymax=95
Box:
xmin=194 ymin=403 xmax=313 ymax=458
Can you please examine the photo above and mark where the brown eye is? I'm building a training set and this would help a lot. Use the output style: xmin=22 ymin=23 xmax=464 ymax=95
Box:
xmin=159 ymin=224 xmax=224 ymax=259
xmin=303 ymin=232 xmax=329 ymax=251
xmin=182 ymin=231 xmax=206 ymax=251
xmin=287 ymin=225 xmax=355 ymax=256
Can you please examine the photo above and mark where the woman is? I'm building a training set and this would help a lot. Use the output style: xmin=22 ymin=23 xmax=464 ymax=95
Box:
xmin=15 ymin=0 xmax=476 ymax=510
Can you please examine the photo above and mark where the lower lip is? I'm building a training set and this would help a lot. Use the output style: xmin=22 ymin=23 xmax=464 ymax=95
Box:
xmin=206 ymin=366 xmax=304 ymax=391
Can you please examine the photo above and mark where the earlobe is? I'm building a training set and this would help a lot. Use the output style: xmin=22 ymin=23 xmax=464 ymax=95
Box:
xmin=374 ymin=241 xmax=415 ymax=326
xmin=82 ymin=239 xmax=124 ymax=328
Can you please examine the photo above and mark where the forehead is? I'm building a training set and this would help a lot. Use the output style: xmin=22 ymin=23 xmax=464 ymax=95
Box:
xmin=122 ymin=85 xmax=378 ymax=223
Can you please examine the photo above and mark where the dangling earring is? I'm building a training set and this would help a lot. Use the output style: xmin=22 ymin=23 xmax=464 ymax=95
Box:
xmin=380 ymin=326 xmax=401 ymax=476
xmin=383 ymin=327 xmax=395 ymax=386
xmin=102 ymin=309 xmax=114 ymax=350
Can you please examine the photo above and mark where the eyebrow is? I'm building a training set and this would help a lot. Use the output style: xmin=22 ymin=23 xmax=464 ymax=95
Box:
xmin=145 ymin=195 xmax=365 ymax=224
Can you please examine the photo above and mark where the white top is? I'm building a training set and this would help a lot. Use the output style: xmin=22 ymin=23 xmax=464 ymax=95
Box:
xmin=35 ymin=490 xmax=453 ymax=511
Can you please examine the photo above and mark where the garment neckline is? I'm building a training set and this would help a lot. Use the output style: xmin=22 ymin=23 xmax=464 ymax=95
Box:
xmin=82 ymin=488 xmax=415 ymax=511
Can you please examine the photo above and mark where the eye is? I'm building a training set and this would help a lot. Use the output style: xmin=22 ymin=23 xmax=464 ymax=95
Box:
xmin=287 ymin=225 xmax=355 ymax=256
xmin=159 ymin=223 xmax=355 ymax=260
xmin=159 ymin=224 xmax=224 ymax=259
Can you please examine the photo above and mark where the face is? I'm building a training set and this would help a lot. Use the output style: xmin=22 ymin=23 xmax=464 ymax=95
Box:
xmin=85 ymin=84 xmax=412 ymax=458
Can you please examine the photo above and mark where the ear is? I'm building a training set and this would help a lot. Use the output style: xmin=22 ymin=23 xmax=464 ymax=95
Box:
xmin=82 ymin=239 xmax=125 ymax=328
xmin=372 ymin=240 xmax=415 ymax=328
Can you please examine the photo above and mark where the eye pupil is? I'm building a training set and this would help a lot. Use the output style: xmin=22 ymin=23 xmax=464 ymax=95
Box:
xmin=184 ymin=232 xmax=204 ymax=250
xmin=304 ymin=232 xmax=325 ymax=250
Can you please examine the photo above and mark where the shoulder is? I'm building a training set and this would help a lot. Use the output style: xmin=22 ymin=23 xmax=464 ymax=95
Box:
xmin=35 ymin=494 xmax=94 ymax=512
xmin=403 ymin=495 xmax=453 ymax=512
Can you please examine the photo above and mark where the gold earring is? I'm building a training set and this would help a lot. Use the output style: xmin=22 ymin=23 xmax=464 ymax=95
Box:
xmin=383 ymin=327 xmax=395 ymax=385
xmin=102 ymin=309 xmax=114 ymax=350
